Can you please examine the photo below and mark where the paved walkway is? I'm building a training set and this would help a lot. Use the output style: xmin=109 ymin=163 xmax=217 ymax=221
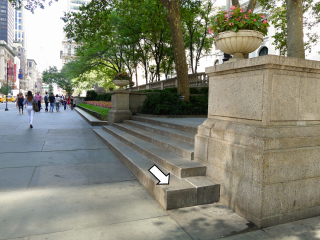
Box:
xmin=0 ymin=103 xmax=319 ymax=240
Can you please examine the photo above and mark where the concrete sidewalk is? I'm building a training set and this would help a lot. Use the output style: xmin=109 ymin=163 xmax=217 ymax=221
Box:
xmin=0 ymin=104 xmax=319 ymax=240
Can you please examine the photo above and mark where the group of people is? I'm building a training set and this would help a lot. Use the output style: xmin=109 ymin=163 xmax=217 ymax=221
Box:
xmin=44 ymin=92 xmax=75 ymax=112
xmin=16 ymin=91 xmax=75 ymax=129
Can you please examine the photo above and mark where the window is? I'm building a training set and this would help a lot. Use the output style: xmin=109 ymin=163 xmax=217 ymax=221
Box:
xmin=68 ymin=44 xmax=71 ymax=50
xmin=18 ymin=19 xmax=21 ymax=24
xmin=19 ymin=25 xmax=21 ymax=30
xmin=259 ymin=47 xmax=268 ymax=56
xmin=18 ymin=32 xmax=20 ymax=38
xmin=19 ymin=13 xmax=21 ymax=17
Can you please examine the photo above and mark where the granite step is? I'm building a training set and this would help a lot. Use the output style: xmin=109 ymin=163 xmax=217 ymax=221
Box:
xmin=132 ymin=116 xmax=200 ymax=134
xmin=123 ymin=120 xmax=195 ymax=145
xmin=101 ymin=126 xmax=204 ymax=178
xmin=75 ymin=108 xmax=108 ymax=126
xmin=113 ymin=123 xmax=194 ymax=160
xmin=93 ymin=128 xmax=220 ymax=210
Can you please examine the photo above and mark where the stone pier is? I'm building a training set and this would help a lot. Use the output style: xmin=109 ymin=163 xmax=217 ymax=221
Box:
xmin=195 ymin=55 xmax=320 ymax=227
xmin=108 ymin=90 xmax=132 ymax=125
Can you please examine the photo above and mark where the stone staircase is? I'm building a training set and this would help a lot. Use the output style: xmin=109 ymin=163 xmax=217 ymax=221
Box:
xmin=93 ymin=116 xmax=220 ymax=210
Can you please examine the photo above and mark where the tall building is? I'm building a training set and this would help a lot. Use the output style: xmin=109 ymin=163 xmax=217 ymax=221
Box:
xmin=0 ymin=1 xmax=15 ymax=89
xmin=14 ymin=6 xmax=25 ymax=47
xmin=61 ymin=0 xmax=91 ymax=66
xmin=0 ymin=0 xmax=14 ymax=49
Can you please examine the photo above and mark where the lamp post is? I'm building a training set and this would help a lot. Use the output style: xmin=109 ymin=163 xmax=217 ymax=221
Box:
xmin=150 ymin=67 xmax=154 ymax=82
xmin=5 ymin=63 xmax=12 ymax=111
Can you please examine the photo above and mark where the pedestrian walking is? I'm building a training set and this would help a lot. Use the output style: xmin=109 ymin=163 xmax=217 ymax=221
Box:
xmin=44 ymin=92 xmax=49 ymax=112
xmin=67 ymin=96 xmax=70 ymax=109
xmin=70 ymin=96 xmax=74 ymax=110
xmin=55 ymin=94 xmax=60 ymax=112
xmin=17 ymin=93 xmax=24 ymax=115
xmin=49 ymin=93 xmax=55 ymax=112
xmin=63 ymin=98 xmax=67 ymax=110
xmin=23 ymin=91 xmax=38 ymax=128
xmin=35 ymin=92 xmax=43 ymax=112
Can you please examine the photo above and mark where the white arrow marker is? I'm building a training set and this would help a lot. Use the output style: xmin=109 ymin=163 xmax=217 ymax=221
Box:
xmin=148 ymin=165 xmax=170 ymax=185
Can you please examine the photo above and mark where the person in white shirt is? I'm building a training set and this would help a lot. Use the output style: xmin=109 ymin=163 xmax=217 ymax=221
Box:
xmin=55 ymin=94 xmax=60 ymax=112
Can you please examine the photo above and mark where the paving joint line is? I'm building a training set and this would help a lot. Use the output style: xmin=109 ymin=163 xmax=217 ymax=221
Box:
xmin=0 ymin=147 xmax=109 ymax=155
xmin=27 ymin=167 xmax=37 ymax=189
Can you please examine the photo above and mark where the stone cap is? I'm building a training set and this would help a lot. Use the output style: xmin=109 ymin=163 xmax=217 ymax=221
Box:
xmin=206 ymin=55 xmax=320 ymax=74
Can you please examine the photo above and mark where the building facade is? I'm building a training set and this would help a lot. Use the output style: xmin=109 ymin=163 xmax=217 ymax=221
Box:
xmin=61 ymin=0 xmax=91 ymax=66
xmin=67 ymin=0 xmax=91 ymax=13
xmin=0 ymin=0 xmax=14 ymax=50
xmin=27 ymin=59 xmax=38 ymax=93
xmin=14 ymin=6 xmax=26 ymax=47
xmin=0 ymin=40 xmax=14 ymax=89
xmin=13 ymin=40 xmax=27 ymax=93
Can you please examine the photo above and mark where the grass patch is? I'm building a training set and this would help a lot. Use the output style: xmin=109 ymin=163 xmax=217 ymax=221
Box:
xmin=77 ymin=103 xmax=110 ymax=120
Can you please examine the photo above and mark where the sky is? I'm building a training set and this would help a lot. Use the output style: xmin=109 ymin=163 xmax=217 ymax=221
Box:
xmin=25 ymin=0 xmax=68 ymax=73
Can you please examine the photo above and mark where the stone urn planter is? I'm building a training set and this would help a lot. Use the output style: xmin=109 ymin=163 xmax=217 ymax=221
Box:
xmin=215 ymin=30 xmax=263 ymax=61
xmin=113 ymin=80 xmax=129 ymax=90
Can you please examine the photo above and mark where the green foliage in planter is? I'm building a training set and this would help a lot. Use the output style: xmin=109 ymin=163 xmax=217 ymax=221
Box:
xmin=141 ymin=91 xmax=180 ymax=115
xmin=189 ymin=87 xmax=199 ymax=94
xmin=199 ymin=87 xmax=208 ymax=95
xmin=95 ymin=93 xmax=111 ymax=101
xmin=141 ymin=90 xmax=208 ymax=115
xmin=85 ymin=90 xmax=98 ymax=101
xmin=187 ymin=95 xmax=208 ymax=114
xmin=77 ymin=103 xmax=110 ymax=120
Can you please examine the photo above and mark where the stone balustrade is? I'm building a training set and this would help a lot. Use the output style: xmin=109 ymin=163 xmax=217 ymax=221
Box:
xmin=130 ymin=72 xmax=208 ymax=91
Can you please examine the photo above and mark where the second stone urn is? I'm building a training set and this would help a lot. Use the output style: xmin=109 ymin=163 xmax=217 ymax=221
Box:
xmin=113 ymin=80 xmax=130 ymax=90
xmin=215 ymin=30 xmax=263 ymax=61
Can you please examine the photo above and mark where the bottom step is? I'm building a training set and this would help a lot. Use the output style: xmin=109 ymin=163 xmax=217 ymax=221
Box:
xmin=94 ymin=128 xmax=220 ymax=210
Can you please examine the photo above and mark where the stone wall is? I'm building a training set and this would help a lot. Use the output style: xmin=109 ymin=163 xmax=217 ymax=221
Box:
xmin=195 ymin=55 xmax=320 ymax=227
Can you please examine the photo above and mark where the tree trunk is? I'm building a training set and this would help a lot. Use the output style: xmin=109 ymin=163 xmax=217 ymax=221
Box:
xmin=246 ymin=0 xmax=257 ymax=12
xmin=286 ymin=0 xmax=305 ymax=59
xmin=231 ymin=0 xmax=240 ymax=7
xmin=159 ymin=0 xmax=190 ymax=101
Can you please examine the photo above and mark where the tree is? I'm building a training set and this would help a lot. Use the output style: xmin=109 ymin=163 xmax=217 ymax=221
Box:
xmin=230 ymin=0 xmax=306 ymax=59
xmin=0 ymin=84 xmax=12 ymax=95
xmin=159 ymin=0 xmax=189 ymax=101
xmin=42 ymin=66 xmax=75 ymax=96
xmin=182 ymin=0 xmax=216 ymax=73
xmin=261 ymin=0 xmax=320 ymax=57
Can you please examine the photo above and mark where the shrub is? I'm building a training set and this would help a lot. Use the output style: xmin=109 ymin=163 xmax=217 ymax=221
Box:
xmin=141 ymin=90 xmax=208 ymax=115
xmin=85 ymin=90 xmax=98 ymax=101
xmin=141 ymin=91 xmax=181 ymax=115
xmin=199 ymin=87 xmax=209 ymax=95
xmin=190 ymin=88 xmax=199 ymax=94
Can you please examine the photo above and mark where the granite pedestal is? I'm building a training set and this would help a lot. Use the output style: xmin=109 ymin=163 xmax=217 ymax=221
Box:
xmin=195 ymin=55 xmax=320 ymax=227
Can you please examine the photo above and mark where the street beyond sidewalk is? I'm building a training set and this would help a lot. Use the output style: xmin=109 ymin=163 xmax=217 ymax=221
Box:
xmin=0 ymin=103 xmax=319 ymax=240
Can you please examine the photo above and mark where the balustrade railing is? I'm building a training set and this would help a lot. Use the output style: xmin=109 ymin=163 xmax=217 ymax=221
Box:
xmin=130 ymin=72 xmax=208 ymax=91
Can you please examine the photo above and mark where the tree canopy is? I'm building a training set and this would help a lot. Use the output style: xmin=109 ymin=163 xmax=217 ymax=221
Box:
xmin=42 ymin=66 xmax=75 ymax=96
xmin=11 ymin=0 xmax=320 ymax=95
